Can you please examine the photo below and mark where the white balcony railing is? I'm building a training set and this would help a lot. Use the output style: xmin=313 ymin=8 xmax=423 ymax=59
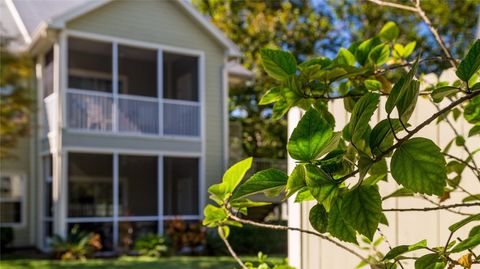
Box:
xmin=62 ymin=89 xmax=200 ymax=137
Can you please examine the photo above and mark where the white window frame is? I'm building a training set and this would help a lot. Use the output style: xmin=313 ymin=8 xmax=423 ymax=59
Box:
xmin=63 ymin=149 xmax=203 ymax=251
xmin=0 ymin=172 xmax=26 ymax=228
xmin=63 ymin=30 xmax=205 ymax=140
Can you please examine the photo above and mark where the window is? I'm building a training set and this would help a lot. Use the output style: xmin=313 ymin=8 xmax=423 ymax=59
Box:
xmin=118 ymin=45 xmax=157 ymax=97
xmin=68 ymin=153 xmax=113 ymax=217
xmin=163 ymin=53 xmax=199 ymax=101
xmin=164 ymin=157 xmax=199 ymax=215
xmin=0 ymin=174 xmax=24 ymax=225
xmin=119 ymin=155 xmax=158 ymax=216
xmin=68 ymin=37 xmax=112 ymax=92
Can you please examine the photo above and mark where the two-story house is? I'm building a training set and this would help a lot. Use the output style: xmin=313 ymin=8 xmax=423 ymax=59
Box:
xmin=0 ymin=0 xmax=250 ymax=252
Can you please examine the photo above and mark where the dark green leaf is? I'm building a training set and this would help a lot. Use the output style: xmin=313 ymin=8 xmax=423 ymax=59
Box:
xmin=432 ymin=86 xmax=459 ymax=103
xmin=396 ymin=80 xmax=419 ymax=123
xmin=451 ymin=233 xmax=480 ymax=253
xmin=350 ymin=93 xmax=380 ymax=145
xmin=232 ymin=168 xmax=288 ymax=200
xmin=327 ymin=199 xmax=358 ymax=244
xmin=456 ymin=40 xmax=480 ymax=82
xmin=383 ymin=188 xmax=414 ymax=200
xmin=370 ymin=119 xmax=403 ymax=157
xmin=305 ymin=164 xmax=338 ymax=210
xmin=230 ymin=198 xmax=271 ymax=209
xmin=463 ymin=194 xmax=480 ymax=202
xmin=385 ymin=59 xmax=419 ymax=114
xmin=391 ymin=138 xmax=447 ymax=195
xmin=384 ymin=239 xmax=427 ymax=260
xmin=355 ymin=37 xmax=381 ymax=66
xmin=449 ymin=214 xmax=480 ymax=233
xmin=309 ymin=204 xmax=329 ymax=233
xmin=470 ymin=225 xmax=480 ymax=237
xmin=260 ymin=48 xmax=297 ymax=81
xmin=379 ymin=21 xmax=399 ymax=42
xmin=368 ymin=44 xmax=390 ymax=65
xmin=415 ymin=253 xmax=446 ymax=269
xmin=286 ymin=164 xmax=306 ymax=198
xmin=341 ymin=185 xmax=382 ymax=240
xmin=469 ymin=125 xmax=480 ymax=137
xmin=464 ymin=96 xmax=480 ymax=124
xmin=287 ymin=108 xmax=333 ymax=161
xmin=272 ymin=99 xmax=290 ymax=120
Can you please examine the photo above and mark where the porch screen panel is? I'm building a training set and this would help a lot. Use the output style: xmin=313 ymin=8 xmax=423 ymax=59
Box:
xmin=118 ymin=155 xmax=158 ymax=216
xmin=118 ymin=45 xmax=157 ymax=97
xmin=68 ymin=153 xmax=113 ymax=217
xmin=163 ymin=53 xmax=198 ymax=101
xmin=163 ymin=157 xmax=199 ymax=215
xmin=68 ymin=37 xmax=112 ymax=93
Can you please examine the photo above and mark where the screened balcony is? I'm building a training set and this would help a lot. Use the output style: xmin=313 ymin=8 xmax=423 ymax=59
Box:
xmin=46 ymin=36 xmax=201 ymax=138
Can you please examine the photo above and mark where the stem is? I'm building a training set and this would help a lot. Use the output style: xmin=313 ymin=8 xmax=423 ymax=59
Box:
xmin=383 ymin=202 xmax=480 ymax=212
xmin=218 ymin=227 xmax=247 ymax=269
xmin=420 ymin=195 xmax=473 ymax=216
xmin=226 ymin=211 xmax=381 ymax=269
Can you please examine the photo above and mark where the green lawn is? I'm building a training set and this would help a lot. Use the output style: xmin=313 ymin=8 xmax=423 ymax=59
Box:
xmin=0 ymin=256 xmax=283 ymax=269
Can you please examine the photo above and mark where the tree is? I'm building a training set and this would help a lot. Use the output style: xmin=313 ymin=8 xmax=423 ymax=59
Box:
xmin=0 ymin=39 xmax=33 ymax=158
xmin=193 ymin=0 xmax=336 ymax=159
xmin=203 ymin=2 xmax=480 ymax=268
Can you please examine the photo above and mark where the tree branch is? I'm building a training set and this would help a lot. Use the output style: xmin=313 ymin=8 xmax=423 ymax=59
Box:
xmin=367 ymin=0 xmax=417 ymax=12
xmin=218 ymin=227 xmax=247 ymax=269
xmin=226 ymin=211 xmax=380 ymax=269
xmin=383 ymin=202 xmax=480 ymax=212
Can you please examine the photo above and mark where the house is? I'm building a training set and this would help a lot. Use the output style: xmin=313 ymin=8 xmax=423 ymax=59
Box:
xmin=0 ymin=0 xmax=252 ymax=252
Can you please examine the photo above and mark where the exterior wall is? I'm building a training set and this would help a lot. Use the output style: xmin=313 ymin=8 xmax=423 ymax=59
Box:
xmin=65 ymin=0 xmax=226 ymax=206
xmin=288 ymin=98 xmax=480 ymax=268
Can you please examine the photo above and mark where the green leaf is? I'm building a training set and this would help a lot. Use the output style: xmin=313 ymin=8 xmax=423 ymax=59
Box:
xmin=369 ymin=119 xmax=403 ymax=156
xmin=355 ymin=37 xmax=381 ymax=66
xmin=449 ymin=214 xmax=480 ymax=233
xmin=286 ymin=164 xmax=306 ymax=198
xmin=469 ymin=125 xmax=480 ymax=137
xmin=403 ymin=41 xmax=416 ymax=58
xmin=287 ymin=108 xmax=334 ymax=161
xmin=463 ymin=194 xmax=480 ymax=202
xmin=456 ymin=40 xmax=480 ymax=82
xmin=335 ymin=48 xmax=356 ymax=66
xmin=364 ymin=79 xmax=382 ymax=91
xmin=349 ymin=93 xmax=380 ymax=145
xmin=259 ymin=87 xmax=283 ymax=105
xmin=218 ymin=226 xmax=230 ymax=239
xmin=295 ymin=188 xmax=315 ymax=202
xmin=385 ymin=59 xmax=419 ymax=114
xmin=305 ymin=164 xmax=338 ymax=210
xmin=232 ymin=168 xmax=287 ymax=200
xmin=432 ymin=86 xmax=459 ymax=103
xmin=260 ymin=48 xmax=297 ymax=81
xmin=203 ymin=205 xmax=228 ymax=227
xmin=383 ymin=188 xmax=414 ymax=200
xmin=358 ymin=153 xmax=374 ymax=181
xmin=470 ymin=225 xmax=480 ymax=237
xmin=379 ymin=21 xmax=399 ymax=42
xmin=415 ymin=253 xmax=446 ymax=269
xmin=396 ymin=80 xmax=419 ymax=123
xmin=384 ymin=239 xmax=427 ymax=260
xmin=309 ymin=204 xmax=329 ymax=233
xmin=464 ymin=96 xmax=480 ymax=124
xmin=368 ymin=44 xmax=390 ymax=65
xmin=222 ymin=157 xmax=253 ymax=194
xmin=341 ymin=185 xmax=382 ymax=240
xmin=271 ymin=99 xmax=290 ymax=120
xmin=327 ymin=199 xmax=358 ymax=244
xmin=230 ymin=198 xmax=271 ymax=209
xmin=451 ymin=233 xmax=480 ymax=253
xmin=391 ymin=138 xmax=447 ymax=195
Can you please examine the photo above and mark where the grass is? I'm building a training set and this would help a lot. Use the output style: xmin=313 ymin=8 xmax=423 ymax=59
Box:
xmin=0 ymin=255 xmax=285 ymax=269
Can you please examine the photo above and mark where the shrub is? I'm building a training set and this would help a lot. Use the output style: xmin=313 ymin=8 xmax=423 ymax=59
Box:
xmin=133 ymin=233 xmax=169 ymax=257
xmin=0 ymin=227 xmax=14 ymax=250
xmin=50 ymin=225 xmax=102 ymax=260
xmin=166 ymin=219 xmax=206 ymax=254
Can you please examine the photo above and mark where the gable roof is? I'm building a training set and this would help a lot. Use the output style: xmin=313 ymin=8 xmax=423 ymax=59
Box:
xmin=5 ymin=0 xmax=241 ymax=57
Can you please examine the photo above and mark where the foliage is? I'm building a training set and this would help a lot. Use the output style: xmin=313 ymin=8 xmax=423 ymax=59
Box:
xmin=0 ymin=227 xmax=14 ymax=250
xmin=133 ymin=234 xmax=168 ymax=257
xmin=50 ymin=226 xmax=102 ymax=260
xmin=244 ymin=252 xmax=294 ymax=269
xmin=203 ymin=18 xmax=480 ymax=269
xmin=165 ymin=219 xmax=206 ymax=254
xmin=0 ymin=39 xmax=33 ymax=158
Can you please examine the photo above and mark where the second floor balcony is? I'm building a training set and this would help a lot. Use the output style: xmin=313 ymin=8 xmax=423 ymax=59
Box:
xmin=43 ymin=36 xmax=202 ymax=139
